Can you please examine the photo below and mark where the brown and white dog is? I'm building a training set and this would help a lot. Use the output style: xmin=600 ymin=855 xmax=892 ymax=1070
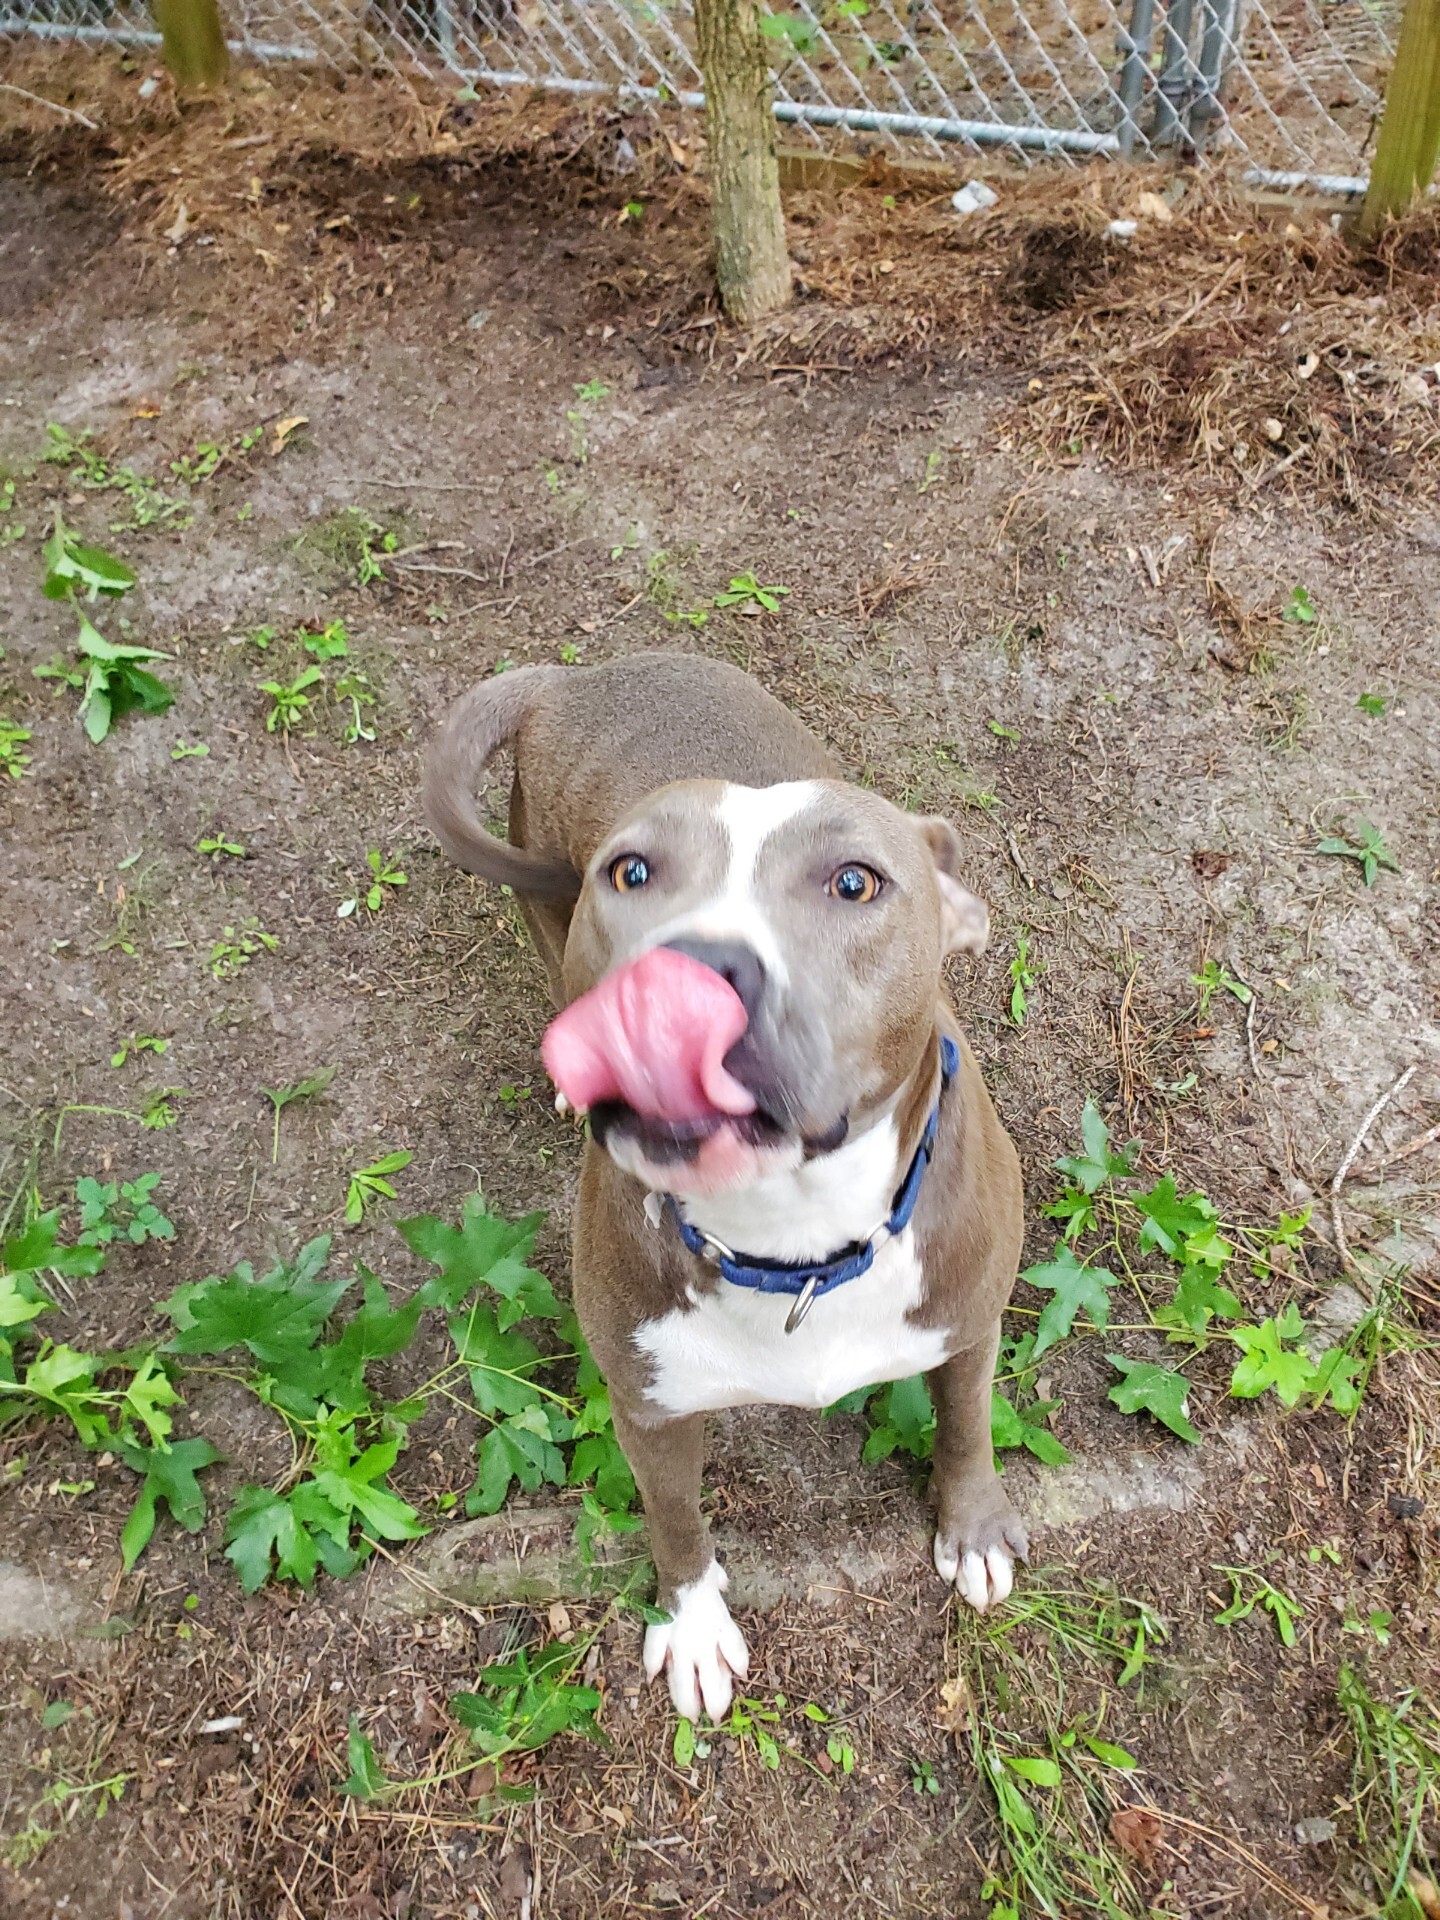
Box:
xmin=425 ymin=652 xmax=1027 ymax=1721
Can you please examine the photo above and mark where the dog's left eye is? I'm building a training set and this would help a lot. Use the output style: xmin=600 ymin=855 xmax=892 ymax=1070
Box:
xmin=610 ymin=854 xmax=651 ymax=893
xmin=828 ymin=864 xmax=883 ymax=904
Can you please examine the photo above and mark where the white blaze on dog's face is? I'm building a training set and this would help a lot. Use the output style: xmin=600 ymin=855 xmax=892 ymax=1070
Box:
xmin=560 ymin=778 xmax=988 ymax=1196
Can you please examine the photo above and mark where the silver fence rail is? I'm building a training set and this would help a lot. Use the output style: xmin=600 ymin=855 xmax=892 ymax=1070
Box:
xmin=1 ymin=0 xmax=1395 ymax=183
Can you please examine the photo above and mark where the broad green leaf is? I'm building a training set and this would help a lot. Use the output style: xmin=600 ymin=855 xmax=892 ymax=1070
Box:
xmin=339 ymin=1714 xmax=390 ymax=1797
xmin=399 ymin=1196 xmax=558 ymax=1325
xmin=1041 ymin=1186 xmax=1096 ymax=1242
xmin=991 ymin=1389 xmax=1071 ymax=1466
xmin=3 ymin=1209 xmax=106 ymax=1281
xmin=165 ymin=1239 xmax=346 ymax=1367
xmin=674 ymin=1717 xmax=696 ymax=1767
xmin=1054 ymin=1098 xmax=1136 ymax=1195
xmin=1155 ymin=1265 xmax=1243 ymax=1338
xmin=0 ymin=1271 xmax=53 ymax=1332
xmin=1133 ymin=1177 xmax=1217 ymax=1258
xmin=1004 ymin=1754 xmax=1061 ymax=1787
xmin=469 ymin=1413 xmax=567 ymax=1515
xmin=42 ymin=516 xmax=137 ymax=600
xmin=1106 ymin=1354 xmax=1199 ymax=1443
xmin=1309 ymin=1345 xmax=1364 ymax=1414
xmin=1023 ymin=1245 xmax=1117 ymax=1359
xmin=15 ymin=1343 xmax=110 ymax=1445
xmin=119 ymin=1355 xmax=183 ymax=1447
xmin=1082 ymin=1736 xmax=1136 ymax=1768
xmin=117 ymin=1436 xmax=222 ymax=1569
xmin=450 ymin=1301 xmax=545 ymax=1418
xmin=224 ymin=1484 xmax=322 ymax=1591
xmin=313 ymin=1269 xmax=425 ymax=1413
xmin=568 ymin=1429 xmax=636 ymax=1512
xmin=1228 ymin=1317 xmax=1315 ymax=1407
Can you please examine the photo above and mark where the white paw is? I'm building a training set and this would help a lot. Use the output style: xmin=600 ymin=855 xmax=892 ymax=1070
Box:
xmin=643 ymin=1560 xmax=749 ymax=1722
xmin=934 ymin=1535 xmax=1015 ymax=1612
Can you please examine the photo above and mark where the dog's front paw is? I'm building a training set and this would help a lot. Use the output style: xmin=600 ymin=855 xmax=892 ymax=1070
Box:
xmin=934 ymin=1494 xmax=1029 ymax=1614
xmin=643 ymin=1560 xmax=749 ymax=1722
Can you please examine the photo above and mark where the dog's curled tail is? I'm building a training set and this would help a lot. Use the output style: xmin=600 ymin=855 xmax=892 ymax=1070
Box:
xmin=424 ymin=667 xmax=581 ymax=901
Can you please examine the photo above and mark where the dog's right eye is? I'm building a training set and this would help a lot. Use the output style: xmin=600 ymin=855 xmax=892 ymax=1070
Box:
xmin=609 ymin=854 xmax=651 ymax=893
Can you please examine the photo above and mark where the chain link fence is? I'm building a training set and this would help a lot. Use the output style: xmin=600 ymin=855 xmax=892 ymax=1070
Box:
xmin=2 ymin=0 xmax=1396 ymax=183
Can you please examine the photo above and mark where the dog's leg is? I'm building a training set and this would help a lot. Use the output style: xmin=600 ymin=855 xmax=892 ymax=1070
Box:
xmin=928 ymin=1328 xmax=1029 ymax=1612
xmin=610 ymin=1397 xmax=749 ymax=1722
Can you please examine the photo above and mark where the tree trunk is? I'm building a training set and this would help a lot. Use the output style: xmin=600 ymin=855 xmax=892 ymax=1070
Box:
xmin=154 ymin=0 xmax=230 ymax=87
xmin=1354 ymin=0 xmax=1440 ymax=240
xmin=694 ymin=0 xmax=792 ymax=324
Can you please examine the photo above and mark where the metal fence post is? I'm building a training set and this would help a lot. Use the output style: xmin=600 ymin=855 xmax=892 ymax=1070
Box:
xmin=1115 ymin=0 xmax=1157 ymax=154
xmin=1153 ymin=0 xmax=1195 ymax=145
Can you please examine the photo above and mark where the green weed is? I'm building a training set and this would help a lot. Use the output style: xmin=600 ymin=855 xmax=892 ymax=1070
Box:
xmin=952 ymin=1580 xmax=1164 ymax=1917
xmin=0 ymin=719 xmax=33 ymax=778
xmin=338 ymin=849 xmax=407 ymax=918
xmin=261 ymin=1066 xmax=337 ymax=1163
xmin=197 ymin=832 xmax=246 ymax=861
xmin=644 ymin=550 xmax=709 ymax=627
xmin=110 ymin=1033 xmax=167 ymax=1070
xmin=1339 ymin=1665 xmax=1440 ymax=1917
xmin=76 ymin=1173 xmax=174 ymax=1247
xmin=34 ymin=519 xmax=173 ymax=744
xmin=209 ymin=919 xmax=278 ymax=979
xmin=344 ymin=1150 xmax=413 ymax=1225
xmin=714 ymin=571 xmax=789 ymax=613
xmin=1213 ymin=1565 xmax=1303 ymax=1646
xmin=44 ymin=422 xmax=189 ymax=531
xmin=1191 ymin=959 xmax=1251 ymax=1016
xmin=1316 ymin=819 xmax=1399 ymax=886
xmin=1009 ymin=933 xmax=1039 ymax=1025
xmin=259 ymin=665 xmax=323 ymax=735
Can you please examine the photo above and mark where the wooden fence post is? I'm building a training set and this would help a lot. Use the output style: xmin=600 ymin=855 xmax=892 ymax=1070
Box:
xmin=154 ymin=0 xmax=230 ymax=88
xmin=1355 ymin=0 xmax=1440 ymax=239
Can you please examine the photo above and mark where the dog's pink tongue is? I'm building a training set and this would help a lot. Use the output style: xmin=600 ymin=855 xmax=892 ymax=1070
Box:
xmin=542 ymin=948 xmax=756 ymax=1122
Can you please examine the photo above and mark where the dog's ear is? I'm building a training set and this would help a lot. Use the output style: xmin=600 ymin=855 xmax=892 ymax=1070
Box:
xmin=917 ymin=817 xmax=990 ymax=957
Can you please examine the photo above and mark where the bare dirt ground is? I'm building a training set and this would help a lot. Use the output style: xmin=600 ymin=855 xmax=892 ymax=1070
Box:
xmin=1 ymin=51 xmax=1439 ymax=1920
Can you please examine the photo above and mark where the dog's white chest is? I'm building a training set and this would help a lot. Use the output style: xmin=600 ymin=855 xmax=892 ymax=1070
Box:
xmin=634 ymin=1229 xmax=951 ymax=1416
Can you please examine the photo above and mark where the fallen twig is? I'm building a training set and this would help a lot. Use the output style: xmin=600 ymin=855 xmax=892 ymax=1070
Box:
xmin=0 ymin=82 xmax=98 ymax=129
xmin=1365 ymin=1116 xmax=1440 ymax=1173
xmin=1330 ymin=1063 xmax=1420 ymax=1289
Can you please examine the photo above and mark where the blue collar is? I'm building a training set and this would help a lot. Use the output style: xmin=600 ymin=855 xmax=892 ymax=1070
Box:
xmin=666 ymin=1034 xmax=960 ymax=1334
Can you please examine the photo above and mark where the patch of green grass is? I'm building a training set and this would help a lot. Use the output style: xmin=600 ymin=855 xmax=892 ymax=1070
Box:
xmin=952 ymin=1579 xmax=1162 ymax=1917
xmin=293 ymin=509 xmax=398 ymax=587
xmin=44 ymin=422 xmax=190 ymax=531
xmin=1340 ymin=1665 xmax=1440 ymax=1917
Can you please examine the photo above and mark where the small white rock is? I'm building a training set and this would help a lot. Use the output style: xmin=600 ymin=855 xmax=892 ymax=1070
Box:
xmin=951 ymin=180 xmax=999 ymax=216
xmin=1106 ymin=218 xmax=1139 ymax=240
xmin=199 ymin=1715 xmax=244 ymax=1735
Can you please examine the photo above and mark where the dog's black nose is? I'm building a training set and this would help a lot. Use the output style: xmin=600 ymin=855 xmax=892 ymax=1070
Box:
xmin=661 ymin=937 xmax=766 ymax=1015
